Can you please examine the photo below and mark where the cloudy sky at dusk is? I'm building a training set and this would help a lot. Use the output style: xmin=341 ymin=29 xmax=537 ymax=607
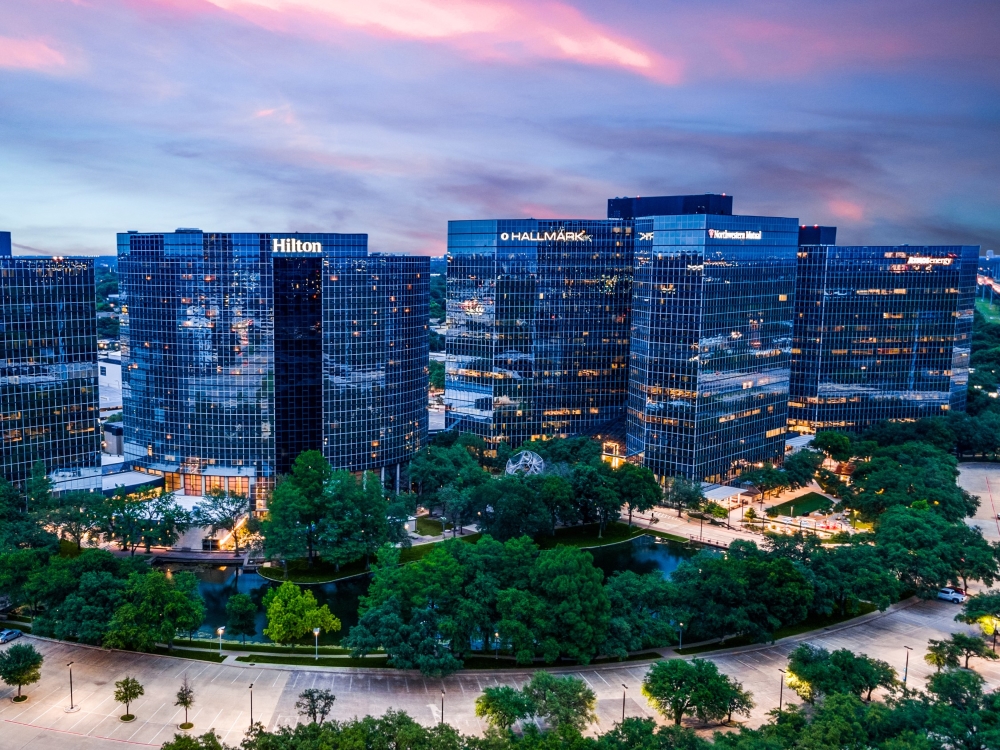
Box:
xmin=2 ymin=0 xmax=998 ymax=256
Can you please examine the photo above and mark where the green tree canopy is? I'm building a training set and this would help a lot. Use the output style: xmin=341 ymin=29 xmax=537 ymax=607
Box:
xmin=262 ymin=581 xmax=341 ymax=646
xmin=103 ymin=570 xmax=205 ymax=652
xmin=225 ymin=592 xmax=257 ymax=645
xmin=0 ymin=643 xmax=43 ymax=699
xmin=642 ymin=658 xmax=741 ymax=725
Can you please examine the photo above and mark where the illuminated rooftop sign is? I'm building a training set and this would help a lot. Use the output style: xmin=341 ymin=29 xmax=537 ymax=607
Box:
xmin=273 ymin=238 xmax=322 ymax=253
xmin=906 ymin=256 xmax=952 ymax=265
xmin=500 ymin=229 xmax=592 ymax=242
xmin=708 ymin=229 xmax=762 ymax=240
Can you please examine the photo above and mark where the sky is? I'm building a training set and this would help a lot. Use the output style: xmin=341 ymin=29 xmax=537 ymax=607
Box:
xmin=1 ymin=0 xmax=999 ymax=257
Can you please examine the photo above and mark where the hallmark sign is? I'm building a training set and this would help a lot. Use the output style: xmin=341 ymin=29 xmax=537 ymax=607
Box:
xmin=500 ymin=229 xmax=592 ymax=242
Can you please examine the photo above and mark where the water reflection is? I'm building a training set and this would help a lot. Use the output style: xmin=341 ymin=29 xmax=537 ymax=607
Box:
xmin=587 ymin=534 xmax=695 ymax=580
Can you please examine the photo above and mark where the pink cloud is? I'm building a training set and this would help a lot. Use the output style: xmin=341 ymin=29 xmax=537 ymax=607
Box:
xmin=828 ymin=199 xmax=865 ymax=222
xmin=0 ymin=37 xmax=67 ymax=71
xmin=202 ymin=0 xmax=681 ymax=82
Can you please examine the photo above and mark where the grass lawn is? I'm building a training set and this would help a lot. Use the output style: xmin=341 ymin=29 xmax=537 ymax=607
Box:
xmin=977 ymin=298 xmax=1000 ymax=324
xmin=535 ymin=522 xmax=647 ymax=550
xmin=235 ymin=653 xmax=389 ymax=668
xmin=153 ymin=646 xmax=226 ymax=663
xmin=180 ymin=640 xmax=354 ymax=655
xmin=258 ymin=556 xmax=371 ymax=584
xmin=767 ymin=492 xmax=833 ymax=517
xmin=415 ymin=516 xmax=452 ymax=536
xmin=399 ymin=533 xmax=481 ymax=563
xmin=676 ymin=601 xmax=878 ymax=655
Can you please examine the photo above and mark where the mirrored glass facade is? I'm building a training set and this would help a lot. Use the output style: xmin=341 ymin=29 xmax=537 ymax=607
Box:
xmin=323 ymin=255 xmax=428 ymax=478
xmin=0 ymin=257 xmax=101 ymax=490
xmin=120 ymin=230 xmax=425 ymax=504
xmin=626 ymin=215 xmax=799 ymax=483
xmin=789 ymin=245 xmax=978 ymax=432
xmin=445 ymin=220 xmax=632 ymax=448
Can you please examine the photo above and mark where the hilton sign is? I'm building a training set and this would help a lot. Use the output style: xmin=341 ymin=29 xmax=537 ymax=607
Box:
xmin=272 ymin=238 xmax=323 ymax=253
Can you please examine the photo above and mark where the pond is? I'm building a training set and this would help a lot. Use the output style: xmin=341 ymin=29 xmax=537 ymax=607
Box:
xmin=175 ymin=534 xmax=701 ymax=645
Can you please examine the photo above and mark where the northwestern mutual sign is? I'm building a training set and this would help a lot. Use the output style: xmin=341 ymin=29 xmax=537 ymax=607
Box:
xmin=708 ymin=229 xmax=762 ymax=240
xmin=500 ymin=229 xmax=593 ymax=242
xmin=272 ymin=238 xmax=323 ymax=253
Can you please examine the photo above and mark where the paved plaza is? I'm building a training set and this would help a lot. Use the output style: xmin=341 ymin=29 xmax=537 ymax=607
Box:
xmin=2 ymin=597 xmax=998 ymax=749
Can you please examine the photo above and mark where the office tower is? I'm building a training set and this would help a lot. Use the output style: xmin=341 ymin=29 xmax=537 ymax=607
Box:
xmin=119 ymin=230 xmax=427 ymax=506
xmin=0 ymin=246 xmax=101 ymax=490
xmin=445 ymin=220 xmax=633 ymax=450
xmin=625 ymin=202 xmax=799 ymax=483
xmin=789 ymin=241 xmax=978 ymax=433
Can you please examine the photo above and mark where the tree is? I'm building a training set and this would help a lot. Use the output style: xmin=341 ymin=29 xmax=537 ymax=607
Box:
xmin=571 ymin=463 xmax=621 ymax=537
xmin=642 ymin=658 xmax=736 ymax=725
xmin=95 ymin=487 xmax=190 ymax=555
xmin=926 ymin=638 xmax=963 ymax=672
xmin=160 ymin=732 xmax=226 ymax=750
xmin=529 ymin=474 xmax=576 ymax=536
xmin=0 ymin=479 xmax=55 ymax=551
xmin=225 ymin=592 xmax=257 ymax=645
xmin=262 ymin=581 xmax=341 ymax=647
xmin=614 ymin=462 xmax=661 ymax=527
xmin=942 ymin=633 xmax=999 ymax=669
xmin=175 ymin=676 xmax=195 ymax=729
xmin=103 ymin=570 xmax=205 ymax=652
xmin=24 ymin=459 xmax=53 ymax=515
xmin=194 ymin=490 xmax=249 ymax=553
xmin=522 ymin=672 xmax=597 ymax=733
xmin=428 ymin=360 xmax=445 ymax=390
xmin=958 ymin=590 xmax=1000 ymax=652
xmin=926 ymin=668 xmax=1000 ymax=750
xmin=786 ymin=644 xmax=897 ymax=703
xmin=262 ymin=450 xmax=332 ymax=567
xmin=665 ymin=476 xmax=704 ymax=518
xmin=782 ymin=449 xmax=825 ymax=489
xmin=717 ymin=678 xmax=755 ymax=724
xmin=475 ymin=685 xmax=534 ymax=730
xmin=47 ymin=490 xmax=103 ymax=551
xmin=44 ymin=570 xmax=127 ymax=645
xmin=0 ymin=643 xmax=43 ymax=701
xmin=295 ymin=688 xmax=336 ymax=724
xmin=114 ymin=676 xmax=144 ymax=720
xmin=813 ymin=431 xmax=853 ymax=462
xmin=602 ymin=570 xmax=677 ymax=659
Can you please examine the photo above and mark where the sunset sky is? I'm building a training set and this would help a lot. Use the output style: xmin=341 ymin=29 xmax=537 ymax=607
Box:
xmin=2 ymin=0 xmax=998 ymax=256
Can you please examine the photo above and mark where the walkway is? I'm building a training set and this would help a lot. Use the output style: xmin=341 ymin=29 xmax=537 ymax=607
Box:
xmin=2 ymin=597 xmax=996 ymax=748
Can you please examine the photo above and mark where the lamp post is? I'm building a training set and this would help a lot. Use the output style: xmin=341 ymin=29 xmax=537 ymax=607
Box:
xmin=217 ymin=626 xmax=225 ymax=655
xmin=678 ymin=622 xmax=685 ymax=651
xmin=903 ymin=646 xmax=913 ymax=685
xmin=440 ymin=689 xmax=445 ymax=726
xmin=313 ymin=627 xmax=321 ymax=661
xmin=64 ymin=661 xmax=79 ymax=713
xmin=249 ymin=683 xmax=254 ymax=725
xmin=699 ymin=513 xmax=704 ymax=540
xmin=778 ymin=669 xmax=786 ymax=711
xmin=621 ymin=684 xmax=627 ymax=723
xmin=494 ymin=632 xmax=500 ymax=660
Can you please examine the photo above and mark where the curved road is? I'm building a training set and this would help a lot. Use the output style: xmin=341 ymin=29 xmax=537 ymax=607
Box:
xmin=1 ymin=597 xmax=997 ymax=749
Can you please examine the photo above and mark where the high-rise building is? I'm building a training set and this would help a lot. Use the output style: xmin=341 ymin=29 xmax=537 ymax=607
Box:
xmin=119 ymin=230 xmax=427 ymax=506
xmin=789 ymin=241 xmax=977 ymax=433
xmin=0 ymin=245 xmax=101 ymax=490
xmin=625 ymin=206 xmax=799 ymax=483
xmin=445 ymin=220 xmax=632 ymax=449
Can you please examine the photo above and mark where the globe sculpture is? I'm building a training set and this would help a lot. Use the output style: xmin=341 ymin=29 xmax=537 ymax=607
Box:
xmin=505 ymin=450 xmax=545 ymax=476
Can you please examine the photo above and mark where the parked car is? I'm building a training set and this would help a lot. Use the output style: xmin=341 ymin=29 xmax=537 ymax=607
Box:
xmin=937 ymin=588 xmax=967 ymax=604
xmin=0 ymin=629 xmax=23 ymax=643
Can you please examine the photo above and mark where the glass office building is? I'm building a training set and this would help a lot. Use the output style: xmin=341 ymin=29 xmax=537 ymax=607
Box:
xmin=120 ymin=230 xmax=427 ymax=505
xmin=789 ymin=243 xmax=978 ymax=432
xmin=446 ymin=220 xmax=632 ymax=449
xmin=626 ymin=211 xmax=799 ymax=483
xmin=0 ymin=248 xmax=101 ymax=490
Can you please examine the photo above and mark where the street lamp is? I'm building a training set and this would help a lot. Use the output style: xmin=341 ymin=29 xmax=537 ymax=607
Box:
xmin=778 ymin=669 xmax=786 ymax=711
xmin=249 ymin=683 xmax=254 ymax=725
xmin=440 ymin=689 xmax=446 ymax=726
xmin=678 ymin=622 xmax=685 ymax=651
xmin=217 ymin=626 xmax=225 ymax=655
xmin=494 ymin=631 xmax=500 ymax=660
xmin=903 ymin=646 xmax=913 ymax=685
xmin=621 ymin=684 xmax=627 ymax=723
xmin=64 ymin=661 xmax=79 ymax=713
xmin=313 ymin=627 xmax=321 ymax=661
